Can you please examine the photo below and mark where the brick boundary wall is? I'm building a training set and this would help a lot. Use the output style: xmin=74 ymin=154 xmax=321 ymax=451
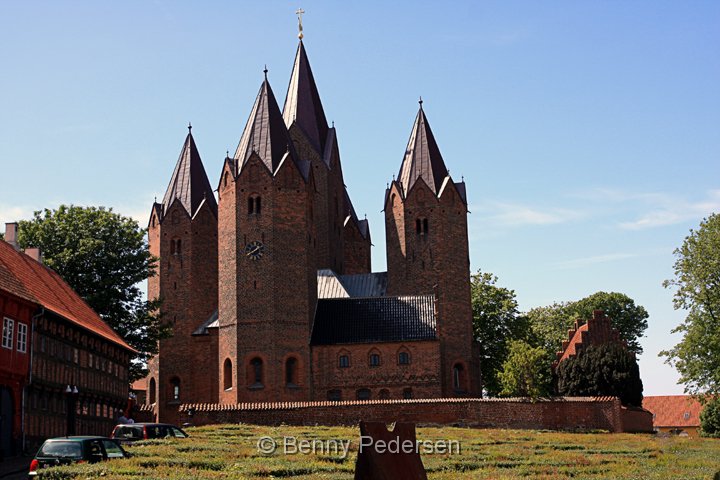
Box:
xmin=177 ymin=397 xmax=653 ymax=433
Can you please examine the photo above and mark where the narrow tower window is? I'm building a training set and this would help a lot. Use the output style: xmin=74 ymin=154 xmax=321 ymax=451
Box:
xmin=248 ymin=195 xmax=262 ymax=215
xmin=170 ymin=377 xmax=181 ymax=402
xmin=223 ymin=358 xmax=233 ymax=391
xmin=285 ymin=357 xmax=298 ymax=386
xmin=250 ymin=357 xmax=263 ymax=387
xmin=453 ymin=363 xmax=466 ymax=393
xmin=149 ymin=378 xmax=156 ymax=404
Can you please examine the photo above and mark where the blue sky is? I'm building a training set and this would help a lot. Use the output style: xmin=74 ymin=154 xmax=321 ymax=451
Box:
xmin=1 ymin=1 xmax=718 ymax=395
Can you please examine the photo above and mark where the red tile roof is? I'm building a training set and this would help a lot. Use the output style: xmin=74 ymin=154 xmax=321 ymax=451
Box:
xmin=0 ymin=240 xmax=134 ymax=351
xmin=643 ymin=395 xmax=703 ymax=428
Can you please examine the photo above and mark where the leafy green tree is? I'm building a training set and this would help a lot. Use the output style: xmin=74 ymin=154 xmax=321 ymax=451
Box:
xmin=568 ymin=292 xmax=648 ymax=354
xmin=17 ymin=205 xmax=169 ymax=380
xmin=700 ymin=397 xmax=720 ymax=437
xmin=471 ymin=270 xmax=529 ymax=396
xmin=556 ymin=343 xmax=643 ymax=406
xmin=527 ymin=292 xmax=648 ymax=360
xmin=498 ymin=340 xmax=551 ymax=399
xmin=661 ymin=214 xmax=720 ymax=396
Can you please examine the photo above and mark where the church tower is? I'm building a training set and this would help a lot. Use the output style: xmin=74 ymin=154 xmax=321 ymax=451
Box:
xmin=384 ymin=102 xmax=477 ymax=396
xmin=147 ymin=127 xmax=219 ymax=422
xmin=217 ymin=72 xmax=316 ymax=403
xmin=282 ymin=40 xmax=371 ymax=274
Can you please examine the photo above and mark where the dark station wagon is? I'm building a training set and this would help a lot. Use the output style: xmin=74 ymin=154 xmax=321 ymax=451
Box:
xmin=111 ymin=422 xmax=189 ymax=443
xmin=28 ymin=436 xmax=128 ymax=476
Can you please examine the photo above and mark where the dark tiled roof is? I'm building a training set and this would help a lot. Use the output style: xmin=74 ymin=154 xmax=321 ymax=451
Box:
xmin=643 ymin=395 xmax=703 ymax=428
xmin=311 ymin=295 xmax=436 ymax=345
xmin=235 ymin=78 xmax=309 ymax=180
xmin=0 ymin=241 xmax=134 ymax=351
xmin=283 ymin=41 xmax=329 ymax=154
xmin=161 ymin=131 xmax=217 ymax=219
xmin=398 ymin=105 xmax=449 ymax=197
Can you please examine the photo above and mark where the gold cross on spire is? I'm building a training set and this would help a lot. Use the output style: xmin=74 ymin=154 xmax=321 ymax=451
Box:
xmin=296 ymin=8 xmax=305 ymax=39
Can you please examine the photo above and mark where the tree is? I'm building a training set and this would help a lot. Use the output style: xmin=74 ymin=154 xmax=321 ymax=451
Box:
xmin=568 ymin=292 xmax=648 ymax=355
xmin=700 ymin=397 xmax=720 ymax=438
xmin=17 ymin=205 xmax=169 ymax=380
xmin=527 ymin=292 xmax=648 ymax=360
xmin=661 ymin=214 xmax=720 ymax=396
xmin=556 ymin=343 xmax=643 ymax=406
xmin=498 ymin=340 xmax=551 ymax=399
xmin=471 ymin=270 xmax=529 ymax=396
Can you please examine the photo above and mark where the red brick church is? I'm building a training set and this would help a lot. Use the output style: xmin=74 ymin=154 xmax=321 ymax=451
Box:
xmin=144 ymin=37 xmax=479 ymax=422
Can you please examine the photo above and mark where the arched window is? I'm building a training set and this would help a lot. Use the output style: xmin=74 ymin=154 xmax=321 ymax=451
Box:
xmin=149 ymin=378 xmax=156 ymax=404
xmin=379 ymin=389 xmax=390 ymax=400
xmin=223 ymin=358 xmax=233 ymax=391
xmin=250 ymin=357 xmax=263 ymax=387
xmin=248 ymin=197 xmax=254 ymax=214
xmin=416 ymin=219 xmax=421 ymax=234
xmin=338 ymin=354 xmax=350 ymax=368
xmin=170 ymin=377 xmax=180 ymax=402
xmin=327 ymin=389 xmax=341 ymax=401
xmin=423 ymin=218 xmax=429 ymax=234
xmin=453 ymin=363 xmax=466 ymax=392
xmin=176 ymin=239 xmax=181 ymax=255
xmin=369 ymin=351 xmax=381 ymax=367
xmin=285 ymin=357 xmax=298 ymax=386
xmin=398 ymin=351 xmax=410 ymax=365
xmin=416 ymin=218 xmax=429 ymax=236
xmin=356 ymin=388 xmax=371 ymax=400
xmin=255 ymin=197 xmax=262 ymax=214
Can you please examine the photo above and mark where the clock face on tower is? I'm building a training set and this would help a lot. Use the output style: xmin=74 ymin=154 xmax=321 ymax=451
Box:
xmin=244 ymin=241 xmax=266 ymax=261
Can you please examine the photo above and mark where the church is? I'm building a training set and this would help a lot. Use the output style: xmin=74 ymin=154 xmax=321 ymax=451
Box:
xmin=144 ymin=32 xmax=479 ymax=422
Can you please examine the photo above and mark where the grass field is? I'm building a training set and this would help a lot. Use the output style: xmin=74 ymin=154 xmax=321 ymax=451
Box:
xmin=37 ymin=424 xmax=720 ymax=479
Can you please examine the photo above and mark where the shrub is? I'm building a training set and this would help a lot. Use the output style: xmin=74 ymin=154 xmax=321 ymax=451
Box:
xmin=556 ymin=343 xmax=643 ymax=406
xmin=700 ymin=396 xmax=720 ymax=437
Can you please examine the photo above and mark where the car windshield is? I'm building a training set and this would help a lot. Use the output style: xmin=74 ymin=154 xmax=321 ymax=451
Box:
xmin=171 ymin=427 xmax=187 ymax=438
xmin=38 ymin=441 xmax=83 ymax=459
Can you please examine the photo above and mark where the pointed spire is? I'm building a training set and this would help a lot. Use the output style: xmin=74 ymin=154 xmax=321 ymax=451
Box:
xmin=162 ymin=127 xmax=217 ymax=217
xmin=235 ymin=75 xmax=306 ymax=177
xmin=397 ymin=102 xmax=449 ymax=196
xmin=282 ymin=40 xmax=329 ymax=154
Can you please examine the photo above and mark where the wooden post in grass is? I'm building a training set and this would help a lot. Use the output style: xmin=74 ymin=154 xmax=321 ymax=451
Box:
xmin=354 ymin=422 xmax=427 ymax=480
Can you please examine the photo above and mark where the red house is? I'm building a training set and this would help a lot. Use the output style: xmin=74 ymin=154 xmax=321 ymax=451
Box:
xmin=1 ymin=223 xmax=135 ymax=454
xmin=0 ymin=234 xmax=34 ymax=458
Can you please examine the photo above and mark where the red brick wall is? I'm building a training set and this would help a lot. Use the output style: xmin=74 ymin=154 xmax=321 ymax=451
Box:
xmin=311 ymin=341 xmax=442 ymax=401
xmin=178 ymin=397 xmax=652 ymax=433
xmin=342 ymin=219 xmax=371 ymax=275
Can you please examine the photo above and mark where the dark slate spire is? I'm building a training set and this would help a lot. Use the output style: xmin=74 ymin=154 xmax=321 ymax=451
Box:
xmin=161 ymin=127 xmax=217 ymax=217
xmin=235 ymin=75 xmax=306 ymax=177
xmin=397 ymin=102 xmax=449 ymax=196
xmin=282 ymin=41 xmax=329 ymax=153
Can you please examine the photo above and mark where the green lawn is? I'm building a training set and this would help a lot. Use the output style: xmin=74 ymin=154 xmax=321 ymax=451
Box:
xmin=38 ymin=424 xmax=720 ymax=479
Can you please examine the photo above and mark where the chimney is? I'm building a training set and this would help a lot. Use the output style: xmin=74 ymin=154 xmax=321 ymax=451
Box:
xmin=4 ymin=222 xmax=19 ymax=249
xmin=24 ymin=247 xmax=43 ymax=263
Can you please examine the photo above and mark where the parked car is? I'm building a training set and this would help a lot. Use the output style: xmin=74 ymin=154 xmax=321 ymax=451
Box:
xmin=111 ymin=423 xmax=188 ymax=443
xmin=28 ymin=436 xmax=128 ymax=476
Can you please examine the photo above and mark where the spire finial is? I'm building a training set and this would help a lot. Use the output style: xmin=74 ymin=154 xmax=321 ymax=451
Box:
xmin=226 ymin=150 xmax=229 ymax=158
xmin=419 ymin=96 xmax=423 ymax=108
xmin=263 ymin=65 xmax=268 ymax=79
xmin=296 ymin=8 xmax=305 ymax=39
xmin=188 ymin=122 xmax=192 ymax=132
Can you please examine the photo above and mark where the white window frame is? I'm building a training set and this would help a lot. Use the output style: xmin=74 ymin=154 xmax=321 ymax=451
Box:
xmin=2 ymin=317 xmax=14 ymax=350
xmin=17 ymin=322 xmax=28 ymax=353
